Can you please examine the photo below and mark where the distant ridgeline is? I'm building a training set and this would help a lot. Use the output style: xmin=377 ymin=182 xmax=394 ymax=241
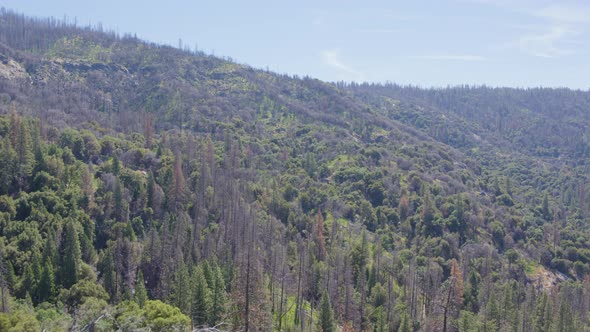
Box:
xmin=0 ymin=8 xmax=589 ymax=331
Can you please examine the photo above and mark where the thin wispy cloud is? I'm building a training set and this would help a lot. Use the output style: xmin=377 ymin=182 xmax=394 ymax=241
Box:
xmin=320 ymin=49 xmax=365 ymax=81
xmin=517 ymin=26 xmax=576 ymax=58
xmin=467 ymin=0 xmax=590 ymax=58
xmin=411 ymin=54 xmax=486 ymax=61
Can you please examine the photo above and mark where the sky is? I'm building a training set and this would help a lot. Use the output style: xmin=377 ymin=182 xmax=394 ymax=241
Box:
xmin=1 ymin=0 xmax=589 ymax=89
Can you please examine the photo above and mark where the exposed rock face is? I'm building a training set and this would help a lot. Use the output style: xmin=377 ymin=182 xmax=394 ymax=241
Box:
xmin=0 ymin=53 xmax=27 ymax=79
xmin=531 ymin=265 xmax=569 ymax=291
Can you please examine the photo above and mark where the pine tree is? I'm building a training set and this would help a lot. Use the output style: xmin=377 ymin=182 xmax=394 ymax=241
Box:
xmin=421 ymin=192 xmax=439 ymax=237
xmin=170 ymin=262 xmax=191 ymax=315
xmin=37 ymin=261 xmax=56 ymax=303
xmin=465 ymin=269 xmax=480 ymax=312
xmin=4 ymin=261 xmax=16 ymax=293
xmin=20 ymin=265 xmax=37 ymax=300
xmin=147 ymin=170 xmax=155 ymax=210
xmin=533 ymin=292 xmax=552 ymax=332
xmin=15 ymin=117 xmax=34 ymax=188
xmin=319 ymin=292 xmax=334 ymax=332
xmin=43 ymin=231 xmax=59 ymax=283
xmin=112 ymin=155 xmax=120 ymax=175
xmin=0 ymin=137 xmax=17 ymax=194
xmin=102 ymin=250 xmax=118 ymax=301
xmin=62 ymin=221 xmax=81 ymax=288
xmin=398 ymin=312 xmax=411 ymax=332
xmin=191 ymin=266 xmax=210 ymax=327
xmin=202 ymin=260 xmax=213 ymax=291
xmin=541 ymin=193 xmax=551 ymax=220
xmin=209 ymin=264 xmax=226 ymax=327
xmin=352 ymin=231 xmax=369 ymax=285
xmin=555 ymin=300 xmax=574 ymax=332
xmin=504 ymin=177 xmax=512 ymax=196
xmin=31 ymin=251 xmax=42 ymax=288
xmin=113 ymin=179 xmax=128 ymax=223
xmin=485 ymin=290 xmax=499 ymax=329
xmin=0 ymin=258 xmax=9 ymax=313
xmin=134 ymin=270 xmax=148 ymax=308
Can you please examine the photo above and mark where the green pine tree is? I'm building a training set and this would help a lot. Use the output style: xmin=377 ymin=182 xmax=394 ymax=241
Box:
xmin=0 ymin=137 xmax=17 ymax=194
xmin=541 ymin=193 xmax=551 ymax=220
xmin=134 ymin=270 xmax=148 ymax=308
xmin=102 ymin=250 xmax=118 ymax=301
xmin=209 ymin=264 xmax=226 ymax=327
xmin=31 ymin=251 xmax=42 ymax=287
xmin=43 ymin=231 xmax=59 ymax=272
xmin=202 ymin=260 xmax=213 ymax=291
xmin=15 ymin=118 xmax=34 ymax=185
xmin=191 ymin=266 xmax=210 ymax=327
xmin=398 ymin=312 xmax=411 ymax=332
xmin=170 ymin=262 xmax=191 ymax=315
xmin=4 ymin=261 xmax=16 ymax=292
xmin=319 ymin=292 xmax=334 ymax=332
xmin=37 ymin=261 xmax=56 ymax=303
xmin=113 ymin=179 xmax=127 ymax=222
xmin=112 ymin=155 xmax=120 ymax=175
xmin=534 ymin=292 xmax=553 ymax=332
xmin=62 ymin=221 xmax=81 ymax=288
xmin=147 ymin=170 xmax=155 ymax=210
xmin=486 ymin=289 xmax=499 ymax=323
xmin=555 ymin=301 xmax=574 ymax=332
xmin=20 ymin=265 xmax=37 ymax=300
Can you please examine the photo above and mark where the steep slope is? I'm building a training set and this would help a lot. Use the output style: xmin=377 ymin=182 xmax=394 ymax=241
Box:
xmin=0 ymin=9 xmax=589 ymax=331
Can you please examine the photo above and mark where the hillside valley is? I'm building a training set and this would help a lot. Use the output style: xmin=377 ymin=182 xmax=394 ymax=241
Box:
xmin=0 ymin=9 xmax=589 ymax=332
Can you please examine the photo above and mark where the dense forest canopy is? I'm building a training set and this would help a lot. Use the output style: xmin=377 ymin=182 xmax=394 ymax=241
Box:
xmin=0 ymin=8 xmax=589 ymax=332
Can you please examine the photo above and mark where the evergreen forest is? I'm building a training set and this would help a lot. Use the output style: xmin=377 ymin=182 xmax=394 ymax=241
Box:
xmin=0 ymin=9 xmax=589 ymax=332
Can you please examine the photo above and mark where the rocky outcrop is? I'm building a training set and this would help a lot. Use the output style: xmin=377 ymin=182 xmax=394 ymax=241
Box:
xmin=0 ymin=53 xmax=27 ymax=79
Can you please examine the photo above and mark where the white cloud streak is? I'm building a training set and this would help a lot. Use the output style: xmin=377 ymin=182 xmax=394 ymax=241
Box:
xmin=517 ymin=26 xmax=575 ymax=58
xmin=320 ymin=49 xmax=365 ymax=81
xmin=468 ymin=1 xmax=590 ymax=58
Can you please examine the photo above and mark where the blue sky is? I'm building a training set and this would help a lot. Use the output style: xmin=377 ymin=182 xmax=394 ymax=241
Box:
xmin=2 ymin=0 xmax=589 ymax=89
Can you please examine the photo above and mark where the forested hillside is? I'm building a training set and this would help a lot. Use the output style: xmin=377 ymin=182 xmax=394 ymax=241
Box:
xmin=0 ymin=9 xmax=589 ymax=331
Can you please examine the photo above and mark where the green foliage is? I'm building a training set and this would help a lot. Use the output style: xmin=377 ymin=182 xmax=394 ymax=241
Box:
xmin=170 ymin=262 xmax=191 ymax=315
xmin=37 ymin=261 xmax=56 ymax=303
xmin=0 ymin=299 xmax=41 ymax=332
xmin=0 ymin=12 xmax=590 ymax=331
xmin=191 ymin=265 xmax=210 ymax=327
xmin=58 ymin=279 xmax=109 ymax=308
xmin=62 ymin=221 xmax=81 ymax=289
xmin=36 ymin=303 xmax=72 ymax=332
xmin=48 ymin=36 xmax=112 ymax=62
xmin=0 ymin=308 xmax=40 ymax=332
xmin=144 ymin=300 xmax=190 ymax=332
xmin=209 ymin=263 xmax=226 ymax=327
xmin=398 ymin=312 xmax=411 ymax=332
xmin=318 ymin=292 xmax=334 ymax=332
xmin=458 ymin=310 xmax=481 ymax=332
xmin=134 ymin=271 xmax=148 ymax=308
